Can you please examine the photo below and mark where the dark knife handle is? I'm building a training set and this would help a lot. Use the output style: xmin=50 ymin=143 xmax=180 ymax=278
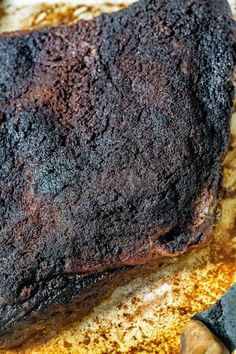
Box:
xmin=193 ymin=284 xmax=236 ymax=352
xmin=180 ymin=320 xmax=230 ymax=354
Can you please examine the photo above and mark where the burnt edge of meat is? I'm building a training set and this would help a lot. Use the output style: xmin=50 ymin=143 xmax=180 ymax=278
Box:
xmin=0 ymin=0 xmax=235 ymax=348
xmin=0 ymin=267 xmax=129 ymax=349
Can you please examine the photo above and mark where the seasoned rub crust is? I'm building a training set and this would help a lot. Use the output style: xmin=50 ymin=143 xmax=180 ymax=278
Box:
xmin=0 ymin=0 xmax=235 ymax=347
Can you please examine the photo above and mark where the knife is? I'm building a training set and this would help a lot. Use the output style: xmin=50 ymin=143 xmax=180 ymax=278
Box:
xmin=180 ymin=283 xmax=236 ymax=354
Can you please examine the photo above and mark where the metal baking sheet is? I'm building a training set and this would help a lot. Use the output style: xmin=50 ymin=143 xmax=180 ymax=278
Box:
xmin=0 ymin=1 xmax=236 ymax=353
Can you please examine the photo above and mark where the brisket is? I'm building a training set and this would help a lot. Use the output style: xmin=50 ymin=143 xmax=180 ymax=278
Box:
xmin=0 ymin=0 xmax=235 ymax=347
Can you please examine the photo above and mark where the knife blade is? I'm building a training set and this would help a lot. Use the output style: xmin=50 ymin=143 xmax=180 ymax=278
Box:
xmin=180 ymin=283 xmax=236 ymax=353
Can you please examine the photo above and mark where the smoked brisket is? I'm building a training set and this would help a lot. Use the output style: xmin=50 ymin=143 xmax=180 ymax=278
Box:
xmin=0 ymin=0 xmax=235 ymax=347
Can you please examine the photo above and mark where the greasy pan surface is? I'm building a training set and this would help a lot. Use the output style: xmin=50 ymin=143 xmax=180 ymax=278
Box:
xmin=0 ymin=1 xmax=236 ymax=353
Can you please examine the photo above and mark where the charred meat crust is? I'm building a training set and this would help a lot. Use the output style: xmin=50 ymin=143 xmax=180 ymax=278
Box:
xmin=0 ymin=0 xmax=235 ymax=348
xmin=0 ymin=267 xmax=130 ymax=349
